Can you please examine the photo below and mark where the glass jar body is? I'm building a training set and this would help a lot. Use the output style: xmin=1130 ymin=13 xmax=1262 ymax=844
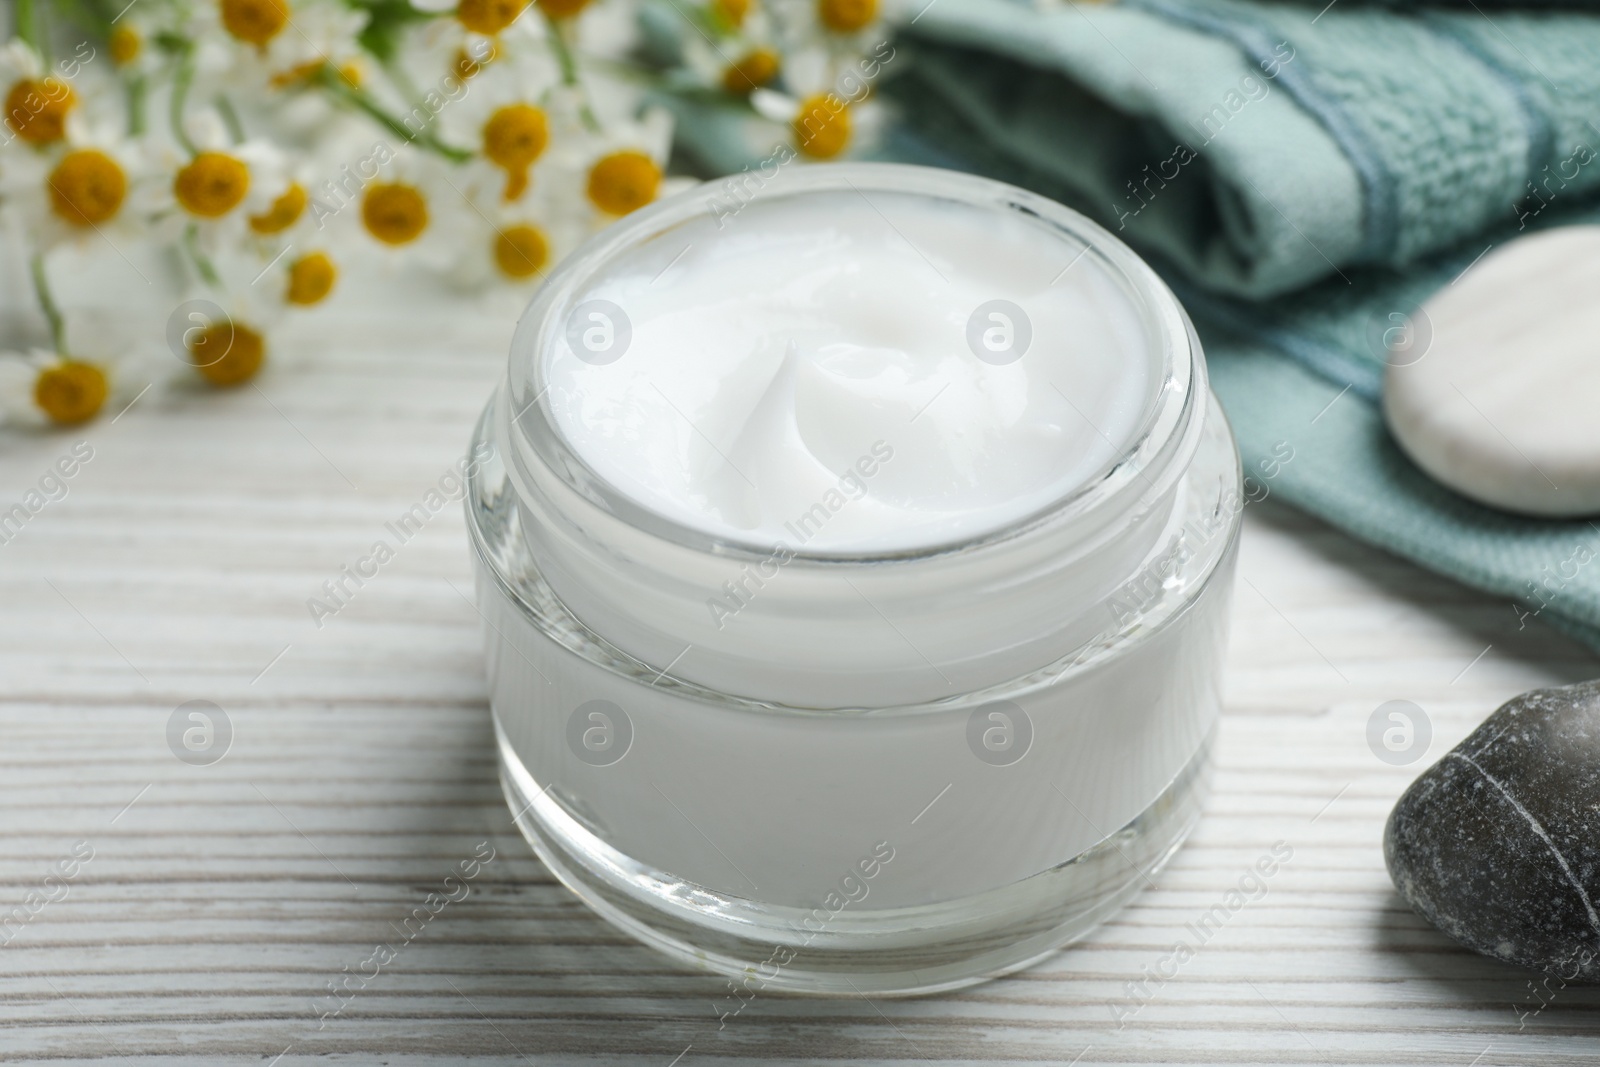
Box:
xmin=467 ymin=388 xmax=1240 ymax=995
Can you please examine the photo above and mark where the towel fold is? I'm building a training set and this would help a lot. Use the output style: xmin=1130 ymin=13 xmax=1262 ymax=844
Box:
xmin=656 ymin=0 xmax=1600 ymax=648
xmin=888 ymin=0 xmax=1600 ymax=297
xmin=1194 ymin=211 xmax=1600 ymax=650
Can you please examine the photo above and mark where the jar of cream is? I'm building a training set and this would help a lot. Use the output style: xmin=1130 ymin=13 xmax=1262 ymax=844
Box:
xmin=466 ymin=163 xmax=1241 ymax=995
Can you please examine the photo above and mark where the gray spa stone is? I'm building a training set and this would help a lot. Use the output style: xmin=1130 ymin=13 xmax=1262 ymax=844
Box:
xmin=1385 ymin=679 xmax=1600 ymax=980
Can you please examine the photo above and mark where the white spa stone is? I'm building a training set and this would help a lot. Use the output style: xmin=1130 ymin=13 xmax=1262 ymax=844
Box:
xmin=1384 ymin=226 xmax=1600 ymax=518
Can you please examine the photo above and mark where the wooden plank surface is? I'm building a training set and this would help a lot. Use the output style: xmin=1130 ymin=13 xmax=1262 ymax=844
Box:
xmin=2 ymin=298 xmax=1599 ymax=1064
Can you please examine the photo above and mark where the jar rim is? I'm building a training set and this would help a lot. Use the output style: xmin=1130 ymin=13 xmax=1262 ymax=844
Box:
xmin=504 ymin=162 xmax=1199 ymax=564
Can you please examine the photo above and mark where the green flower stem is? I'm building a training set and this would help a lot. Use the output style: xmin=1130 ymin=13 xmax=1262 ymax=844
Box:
xmin=44 ymin=0 xmax=105 ymax=40
xmin=183 ymin=224 xmax=222 ymax=289
xmin=128 ymin=73 xmax=147 ymax=135
xmin=379 ymin=53 xmax=425 ymax=112
xmin=547 ymin=18 xmax=601 ymax=132
xmin=15 ymin=0 xmax=39 ymax=50
xmin=549 ymin=16 xmax=580 ymax=84
xmin=16 ymin=0 xmax=47 ymax=64
xmin=314 ymin=66 xmax=472 ymax=163
xmin=215 ymin=93 xmax=245 ymax=143
xmin=583 ymin=54 xmax=673 ymax=87
xmin=169 ymin=39 xmax=199 ymax=156
xmin=30 ymin=253 xmax=66 ymax=354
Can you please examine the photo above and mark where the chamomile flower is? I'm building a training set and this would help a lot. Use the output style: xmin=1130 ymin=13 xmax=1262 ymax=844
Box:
xmin=0 ymin=349 xmax=110 ymax=426
xmin=287 ymin=249 xmax=339 ymax=304
xmin=680 ymin=0 xmax=781 ymax=97
xmin=390 ymin=8 xmax=489 ymax=89
xmin=216 ymin=0 xmax=293 ymax=49
xmin=351 ymin=146 xmax=465 ymax=269
xmin=106 ymin=4 xmax=180 ymax=80
xmin=815 ymin=0 xmax=878 ymax=34
xmin=749 ymin=70 xmax=886 ymax=160
xmin=423 ymin=0 xmax=555 ymax=83
xmin=441 ymin=51 xmax=564 ymax=204
xmin=0 ymin=115 xmax=155 ymax=253
xmin=186 ymin=0 xmax=368 ymax=94
xmin=455 ymin=0 xmax=531 ymax=37
xmin=445 ymin=174 xmax=586 ymax=292
xmin=585 ymin=147 xmax=660 ymax=215
xmin=487 ymin=220 xmax=554 ymax=282
xmin=710 ymin=0 xmax=755 ymax=30
xmin=561 ymin=106 xmax=680 ymax=223
xmin=245 ymin=146 xmax=362 ymax=253
xmin=683 ymin=34 xmax=782 ymax=98
xmin=480 ymin=100 xmax=552 ymax=201
xmin=233 ymin=155 xmax=351 ymax=311
xmin=149 ymin=110 xmax=291 ymax=249
xmin=246 ymin=173 xmax=312 ymax=241
xmin=450 ymin=35 xmax=500 ymax=82
xmin=162 ymin=278 xmax=284 ymax=388
xmin=765 ymin=0 xmax=897 ymax=123
xmin=108 ymin=22 xmax=148 ymax=74
xmin=771 ymin=0 xmax=886 ymax=56
xmin=264 ymin=2 xmax=371 ymax=87
xmin=452 ymin=212 xmax=558 ymax=295
xmin=186 ymin=314 xmax=269 ymax=386
xmin=721 ymin=45 xmax=783 ymax=96
xmin=0 ymin=0 xmax=729 ymax=423
xmin=0 ymin=41 xmax=77 ymax=148
xmin=0 ymin=308 xmax=162 ymax=426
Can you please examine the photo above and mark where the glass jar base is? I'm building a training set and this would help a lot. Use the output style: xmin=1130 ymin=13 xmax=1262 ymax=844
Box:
xmin=497 ymin=720 xmax=1212 ymax=997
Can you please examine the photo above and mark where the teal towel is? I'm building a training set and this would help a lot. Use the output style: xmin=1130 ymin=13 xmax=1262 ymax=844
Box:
xmin=888 ymin=0 xmax=1600 ymax=298
xmin=655 ymin=0 xmax=1600 ymax=647
xmin=1197 ymin=224 xmax=1600 ymax=651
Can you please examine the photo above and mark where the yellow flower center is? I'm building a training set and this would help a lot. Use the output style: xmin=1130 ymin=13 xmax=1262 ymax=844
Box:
xmin=174 ymin=152 xmax=251 ymax=218
xmin=4 ymin=78 xmax=76 ymax=145
xmin=482 ymin=104 xmax=548 ymax=201
xmin=285 ymin=252 xmax=337 ymax=305
xmin=537 ymin=0 xmax=592 ymax=18
xmin=34 ymin=361 xmax=108 ymax=425
xmin=189 ymin=321 xmax=265 ymax=387
xmin=586 ymin=151 xmax=661 ymax=216
xmin=817 ymin=0 xmax=874 ymax=32
xmin=453 ymin=44 xmax=495 ymax=80
xmin=494 ymin=224 xmax=549 ymax=279
xmin=712 ymin=0 xmax=750 ymax=29
xmin=268 ymin=60 xmax=362 ymax=90
xmin=793 ymin=94 xmax=851 ymax=159
xmin=248 ymin=182 xmax=307 ymax=234
xmin=456 ymin=0 xmax=521 ymax=35
xmin=722 ymin=48 xmax=780 ymax=95
xmin=48 ymin=150 xmax=127 ymax=226
xmin=362 ymin=183 xmax=428 ymax=245
xmin=220 ymin=0 xmax=289 ymax=45
xmin=109 ymin=26 xmax=141 ymax=66
xmin=269 ymin=60 xmax=314 ymax=87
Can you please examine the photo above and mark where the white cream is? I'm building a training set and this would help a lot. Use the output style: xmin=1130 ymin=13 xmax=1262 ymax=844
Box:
xmin=545 ymin=192 xmax=1154 ymax=552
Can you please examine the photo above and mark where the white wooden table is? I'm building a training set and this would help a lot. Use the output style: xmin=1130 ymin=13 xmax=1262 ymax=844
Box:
xmin=4 ymin=296 xmax=1599 ymax=1065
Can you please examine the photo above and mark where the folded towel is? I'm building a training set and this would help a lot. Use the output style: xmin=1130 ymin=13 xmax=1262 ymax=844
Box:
xmin=889 ymin=0 xmax=1600 ymax=298
xmin=656 ymin=0 xmax=1600 ymax=648
xmin=1195 ymin=215 xmax=1600 ymax=651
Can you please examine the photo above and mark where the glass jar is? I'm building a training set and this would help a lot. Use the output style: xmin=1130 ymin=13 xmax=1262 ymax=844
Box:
xmin=466 ymin=163 xmax=1241 ymax=996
